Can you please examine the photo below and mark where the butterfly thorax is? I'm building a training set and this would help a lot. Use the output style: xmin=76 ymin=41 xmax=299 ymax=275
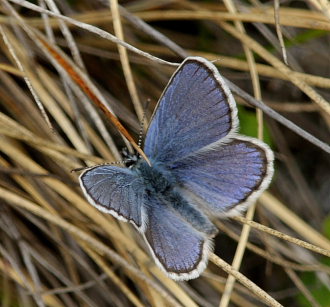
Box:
xmin=133 ymin=160 xmax=176 ymax=195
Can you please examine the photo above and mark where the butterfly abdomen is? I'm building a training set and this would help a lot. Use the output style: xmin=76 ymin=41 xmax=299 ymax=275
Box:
xmin=166 ymin=191 xmax=218 ymax=237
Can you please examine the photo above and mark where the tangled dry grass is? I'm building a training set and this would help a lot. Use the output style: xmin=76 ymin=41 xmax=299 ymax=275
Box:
xmin=0 ymin=0 xmax=330 ymax=306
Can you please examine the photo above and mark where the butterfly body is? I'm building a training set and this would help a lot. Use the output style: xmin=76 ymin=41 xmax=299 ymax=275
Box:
xmin=79 ymin=57 xmax=274 ymax=280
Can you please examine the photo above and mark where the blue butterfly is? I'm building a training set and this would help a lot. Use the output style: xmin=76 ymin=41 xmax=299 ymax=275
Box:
xmin=79 ymin=57 xmax=274 ymax=280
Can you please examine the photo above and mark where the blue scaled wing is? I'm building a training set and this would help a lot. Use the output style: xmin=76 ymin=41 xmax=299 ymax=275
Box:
xmin=144 ymin=57 xmax=238 ymax=163
xmin=79 ymin=165 xmax=146 ymax=230
xmin=143 ymin=195 xmax=212 ymax=281
xmin=170 ymin=136 xmax=274 ymax=215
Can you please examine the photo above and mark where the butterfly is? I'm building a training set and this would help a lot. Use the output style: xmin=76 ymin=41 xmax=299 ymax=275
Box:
xmin=79 ymin=57 xmax=274 ymax=281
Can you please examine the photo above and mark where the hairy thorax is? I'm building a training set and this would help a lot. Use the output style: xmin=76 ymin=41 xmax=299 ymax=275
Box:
xmin=133 ymin=160 xmax=176 ymax=196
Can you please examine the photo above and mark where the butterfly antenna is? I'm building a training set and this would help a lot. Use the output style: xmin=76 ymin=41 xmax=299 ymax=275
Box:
xmin=137 ymin=98 xmax=151 ymax=149
xmin=72 ymin=160 xmax=129 ymax=173
xmin=137 ymin=113 xmax=145 ymax=148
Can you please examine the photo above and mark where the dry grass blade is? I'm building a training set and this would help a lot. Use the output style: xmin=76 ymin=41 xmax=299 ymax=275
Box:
xmin=109 ymin=0 xmax=145 ymax=122
xmin=210 ymin=254 xmax=283 ymax=307
xmin=218 ymin=21 xmax=330 ymax=116
xmin=274 ymin=0 xmax=288 ymax=65
xmin=260 ymin=193 xmax=330 ymax=251
xmin=0 ymin=0 xmax=329 ymax=306
xmin=8 ymin=0 xmax=178 ymax=66
xmin=0 ymin=25 xmax=53 ymax=131
xmin=132 ymin=10 xmax=330 ymax=31
xmin=129 ymin=45 xmax=330 ymax=88
xmin=232 ymin=215 xmax=330 ymax=257
xmin=213 ymin=0 xmax=263 ymax=303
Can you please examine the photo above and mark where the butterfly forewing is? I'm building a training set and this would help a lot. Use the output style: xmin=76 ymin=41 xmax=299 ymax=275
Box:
xmin=144 ymin=57 xmax=238 ymax=164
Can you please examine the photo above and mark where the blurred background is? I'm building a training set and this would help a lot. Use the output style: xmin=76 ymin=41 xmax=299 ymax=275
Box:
xmin=0 ymin=0 xmax=329 ymax=306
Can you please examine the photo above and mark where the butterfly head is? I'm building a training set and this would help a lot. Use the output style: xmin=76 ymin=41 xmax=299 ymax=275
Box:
xmin=121 ymin=147 xmax=141 ymax=168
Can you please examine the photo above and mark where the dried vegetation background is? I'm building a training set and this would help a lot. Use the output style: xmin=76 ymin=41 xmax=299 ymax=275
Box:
xmin=0 ymin=0 xmax=330 ymax=306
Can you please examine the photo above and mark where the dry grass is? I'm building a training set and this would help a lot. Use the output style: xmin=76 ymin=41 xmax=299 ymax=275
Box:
xmin=0 ymin=0 xmax=329 ymax=306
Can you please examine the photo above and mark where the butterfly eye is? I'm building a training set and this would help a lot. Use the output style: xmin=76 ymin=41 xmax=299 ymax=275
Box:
xmin=121 ymin=147 xmax=140 ymax=168
xmin=124 ymin=156 xmax=139 ymax=168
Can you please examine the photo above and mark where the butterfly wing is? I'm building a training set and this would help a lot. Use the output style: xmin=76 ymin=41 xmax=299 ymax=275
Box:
xmin=79 ymin=165 xmax=146 ymax=230
xmin=144 ymin=57 xmax=238 ymax=163
xmin=170 ymin=136 xmax=274 ymax=215
xmin=143 ymin=195 xmax=212 ymax=280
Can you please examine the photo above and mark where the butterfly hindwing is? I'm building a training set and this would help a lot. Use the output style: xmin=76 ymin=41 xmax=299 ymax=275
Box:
xmin=79 ymin=165 xmax=146 ymax=230
xmin=170 ymin=136 xmax=274 ymax=215
xmin=143 ymin=195 xmax=212 ymax=280
xmin=144 ymin=57 xmax=238 ymax=164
